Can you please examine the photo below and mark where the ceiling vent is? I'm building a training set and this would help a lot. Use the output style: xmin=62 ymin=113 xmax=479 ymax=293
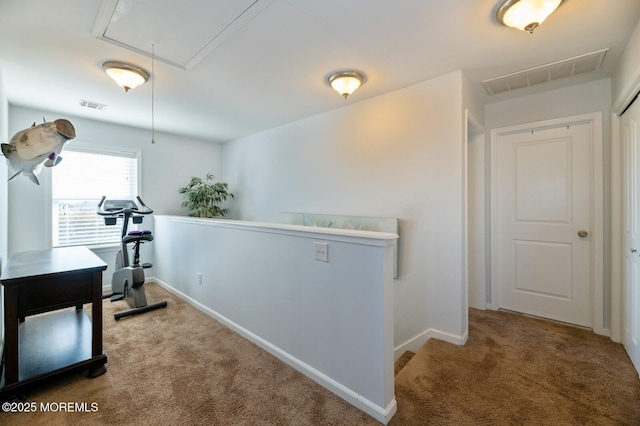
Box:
xmin=79 ymin=99 xmax=108 ymax=111
xmin=482 ymin=48 xmax=608 ymax=96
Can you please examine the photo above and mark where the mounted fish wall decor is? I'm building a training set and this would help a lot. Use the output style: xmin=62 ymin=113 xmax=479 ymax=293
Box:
xmin=1 ymin=118 xmax=76 ymax=185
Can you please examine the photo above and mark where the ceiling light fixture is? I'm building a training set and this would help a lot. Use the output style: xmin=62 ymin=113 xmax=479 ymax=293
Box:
xmin=496 ymin=0 xmax=564 ymax=33
xmin=102 ymin=61 xmax=149 ymax=92
xmin=328 ymin=71 xmax=365 ymax=99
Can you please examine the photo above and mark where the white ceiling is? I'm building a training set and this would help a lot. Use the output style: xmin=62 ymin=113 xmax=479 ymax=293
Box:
xmin=1 ymin=0 xmax=639 ymax=143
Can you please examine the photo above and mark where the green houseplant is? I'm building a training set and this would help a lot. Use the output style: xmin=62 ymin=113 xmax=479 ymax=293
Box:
xmin=178 ymin=173 xmax=234 ymax=218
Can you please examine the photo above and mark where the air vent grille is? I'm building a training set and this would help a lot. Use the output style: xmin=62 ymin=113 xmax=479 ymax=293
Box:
xmin=482 ymin=48 xmax=608 ymax=96
xmin=79 ymin=99 xmax=108 ymax=111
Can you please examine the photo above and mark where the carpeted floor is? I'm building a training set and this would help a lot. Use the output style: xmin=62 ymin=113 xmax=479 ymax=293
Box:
xmin=1 ymin=283 xmax=379 ymax=425
xmin=391 ymin=308 xmax=640 ymax=426
xmin=1 ymin=284 xmax=639 ymax=425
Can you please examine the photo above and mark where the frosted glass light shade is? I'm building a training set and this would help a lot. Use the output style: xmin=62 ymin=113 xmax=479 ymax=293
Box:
xmin=103 ymin=62 xmax=150 ymax=92
xmin=497 ymin=0 xmax=563 ymax=33
xmin=328 ymin=71 xmax=364 ymax=99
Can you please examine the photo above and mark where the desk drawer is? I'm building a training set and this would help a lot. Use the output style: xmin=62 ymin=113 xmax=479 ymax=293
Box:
xmin=19 ymin=273 xmax=93 ymax=316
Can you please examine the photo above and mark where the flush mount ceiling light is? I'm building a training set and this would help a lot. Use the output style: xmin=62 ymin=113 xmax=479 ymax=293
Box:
xmin=102 ymin=61 xmax=150 ymax=92
xmin=497 ymin=0 xmax=564 ymax=33
xmin=328 ymin=71 xmax=364 ymax=99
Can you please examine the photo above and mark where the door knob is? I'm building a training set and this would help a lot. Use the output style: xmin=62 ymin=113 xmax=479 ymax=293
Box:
xmin=577 ymin=230 xmax=588 ymax=238
xmin=632 ymin=249 xmax=638 ymax=254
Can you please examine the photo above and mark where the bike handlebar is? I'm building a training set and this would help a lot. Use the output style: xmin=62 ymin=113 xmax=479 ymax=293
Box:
xmin=97 ymin=196 xmax=153 ymax=216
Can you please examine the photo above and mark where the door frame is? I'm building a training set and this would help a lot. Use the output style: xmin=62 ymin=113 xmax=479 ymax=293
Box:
xmin=489 ymin=112 xmax=604 ymax=334
xmin=466 ymin=110 xmax=487 ymax=311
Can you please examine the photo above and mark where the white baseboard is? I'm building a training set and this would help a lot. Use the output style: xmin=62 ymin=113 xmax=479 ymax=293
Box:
xmin=150 ymin=277 xmax=396 ymax=425
xmin=394 ymin=327 xmax=467 ymax=360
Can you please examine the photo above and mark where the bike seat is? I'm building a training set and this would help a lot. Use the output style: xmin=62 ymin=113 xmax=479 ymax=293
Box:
xmin=123 ymin=230 xmax=154 ymax=244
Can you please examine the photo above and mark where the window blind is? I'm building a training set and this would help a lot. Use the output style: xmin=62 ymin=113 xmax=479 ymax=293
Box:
xmin=52 ymin=146 xmax=139 ymax=247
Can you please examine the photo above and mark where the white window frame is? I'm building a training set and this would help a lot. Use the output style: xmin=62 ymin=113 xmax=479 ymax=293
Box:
xmin=50 ymin=141 xmax=141 ymax=249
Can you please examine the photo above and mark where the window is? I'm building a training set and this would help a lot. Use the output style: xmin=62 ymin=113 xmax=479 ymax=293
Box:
xmin=52 ymin=144 xmax=139 ymax=247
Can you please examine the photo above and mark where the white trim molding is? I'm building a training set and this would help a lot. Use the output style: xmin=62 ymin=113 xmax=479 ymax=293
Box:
xmin=394 ymin=327 xmax=468 ymax=360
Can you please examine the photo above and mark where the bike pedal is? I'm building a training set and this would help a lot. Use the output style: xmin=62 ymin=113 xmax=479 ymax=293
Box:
xmin=110 ymin=294 xmax=124 ymax=302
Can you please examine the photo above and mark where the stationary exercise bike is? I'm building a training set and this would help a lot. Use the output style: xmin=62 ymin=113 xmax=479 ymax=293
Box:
xmin=97 ymin=196 xmax=167 ymax=320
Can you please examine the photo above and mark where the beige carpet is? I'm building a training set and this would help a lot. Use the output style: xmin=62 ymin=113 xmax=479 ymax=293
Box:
xmin=391 ymin=308 xmax=640 ymax=425
xmin=1 ymin=283 xmax=379 ymax=425
xmin=2 ymin=285 xmax=639 ymax=425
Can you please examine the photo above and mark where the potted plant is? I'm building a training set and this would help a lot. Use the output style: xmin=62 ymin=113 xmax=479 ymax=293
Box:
xmin=178 ymin=173 xmax=234 ymax=218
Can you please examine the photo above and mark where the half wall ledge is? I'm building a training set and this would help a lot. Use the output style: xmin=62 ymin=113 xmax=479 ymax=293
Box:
xmin=151 ymin=215 xmax=398 ymax=424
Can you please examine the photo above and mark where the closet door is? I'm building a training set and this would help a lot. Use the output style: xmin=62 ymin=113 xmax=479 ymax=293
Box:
xmin=622 ymin=98 xmax=640 ymax=374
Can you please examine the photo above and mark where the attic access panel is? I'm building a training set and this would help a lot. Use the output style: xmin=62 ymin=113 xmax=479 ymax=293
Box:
xmin=92 ymin=0 xmax=273 ymax=69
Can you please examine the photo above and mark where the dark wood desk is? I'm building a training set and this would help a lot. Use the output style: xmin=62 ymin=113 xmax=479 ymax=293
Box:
xmin=0 ymin=246 xmax=108 ymax=399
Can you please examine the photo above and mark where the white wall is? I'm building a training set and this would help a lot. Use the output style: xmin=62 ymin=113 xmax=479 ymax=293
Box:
xmin=467 ymin=131 xmax=486 ymax=310
xmin=6 ymin=105 xmax=224 ymax=292
xmin=484 ymin=78 xmax=613 ymax=328
xmin=223 ymin=71 xmax=479 ymax=352
xmin=0 ymin=65 xmax=8 ymax=357
xmin=485 ymin=79 xmax=612 ymax=130
xmin=0 ymin=69 xmax=7 ymax=264
xmin=152 ymin=216 xmax=397 ymax=423
xmin=6 ymin=105 xmax=224 ymax=256
xmin=612 ymin=18 xmax=640 ymax=108
xmin=462 ymin=73 xmax=486 ymax=336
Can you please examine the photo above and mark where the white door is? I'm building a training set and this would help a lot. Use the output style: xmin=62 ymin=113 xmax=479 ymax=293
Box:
xmin=494 ymin=122 xmax=593 ymax=326
xmin=622 ymin=97 xmax=640 ymax=373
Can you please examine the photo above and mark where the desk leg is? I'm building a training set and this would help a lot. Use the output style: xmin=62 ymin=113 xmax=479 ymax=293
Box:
xmin=4 ymin=286 xmax=19 ymax=385
xmin=88 ymin=271 xmax=106 ymax=378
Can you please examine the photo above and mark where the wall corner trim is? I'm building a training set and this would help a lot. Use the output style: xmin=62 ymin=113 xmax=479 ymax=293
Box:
xmin=394 ymin=327 xmax=467 ymax=360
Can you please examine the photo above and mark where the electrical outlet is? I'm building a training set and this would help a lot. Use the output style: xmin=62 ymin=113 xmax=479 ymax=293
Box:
xmin=314 ymin=242 xmax=328 ymax=262
xmin=197 ymin=272 xmax=203 ymax=285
